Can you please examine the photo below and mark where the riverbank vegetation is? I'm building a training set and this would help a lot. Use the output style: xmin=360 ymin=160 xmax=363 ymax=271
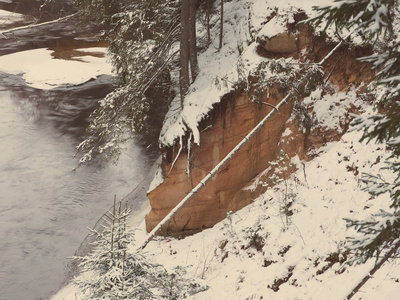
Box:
xmin=42 ymin=0 xmax=214 ymax=164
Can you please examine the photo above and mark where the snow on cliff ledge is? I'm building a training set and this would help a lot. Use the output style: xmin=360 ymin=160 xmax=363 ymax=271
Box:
xmin=159 ymin=0 xmax=335 ymax=147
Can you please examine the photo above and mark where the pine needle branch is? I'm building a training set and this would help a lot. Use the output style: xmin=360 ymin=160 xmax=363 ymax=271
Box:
xmin=347 ymin=239 xmax=400 ymax=299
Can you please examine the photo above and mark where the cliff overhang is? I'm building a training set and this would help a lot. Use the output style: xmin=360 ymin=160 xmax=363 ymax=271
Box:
xmin=145 ymin=8 xmax=374 ymax=236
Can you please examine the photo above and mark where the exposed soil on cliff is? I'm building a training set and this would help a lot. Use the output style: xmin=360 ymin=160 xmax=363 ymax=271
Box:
xmin=146 ymin=24 xmax=375 ymax=236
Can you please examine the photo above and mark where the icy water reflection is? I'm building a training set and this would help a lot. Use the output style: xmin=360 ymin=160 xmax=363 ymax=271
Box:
xmin=0 ymin=75 xmax=155 ymax=300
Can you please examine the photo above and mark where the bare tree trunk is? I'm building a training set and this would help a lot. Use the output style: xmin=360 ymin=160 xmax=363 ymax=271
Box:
xmin=219 ymin=0 xmax=223 ymax=50
xmin=179 ymin=0 xmax=190 ymax=108
xmin=206 ymin=2 xmax=211 ymax=43
xmin=189 ymin=0 xmax=199 ymax=82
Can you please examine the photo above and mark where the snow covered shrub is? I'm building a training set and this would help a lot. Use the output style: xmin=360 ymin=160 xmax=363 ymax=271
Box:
xmin=71 ymin=202 xmax=161 ymax=299
xmin=308 ymin=0 xmax=400 ymax=264
xmin=156 ymin=266 xmax=208 ymax=299
xmin=247 ymin=57 xmax=324 ymax=106
xmin=292 ymin=100 xmax=317 ymax=134
xmin=222 ymin=211 xmax=237 ymax=238
xmin=265 ymin=151 xmax=298 ymax=228
xmin=242 ymin=218 xmax=268 ymax=252
xmin=71 ymin=201 xmax=206 ymax=299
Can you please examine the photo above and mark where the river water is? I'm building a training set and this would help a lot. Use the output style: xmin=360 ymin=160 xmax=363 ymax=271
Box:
xmin=0 ymin=74 xmax=155 ymax=300
xmin=0 ymin=13 xmax=156 ymax=299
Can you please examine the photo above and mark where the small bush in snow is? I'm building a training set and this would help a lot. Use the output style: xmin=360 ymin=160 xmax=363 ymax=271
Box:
xmin=71 ymin=200 xmax=207 ymax=299
xmin=242 ymin=218 xmax=268 ymax=252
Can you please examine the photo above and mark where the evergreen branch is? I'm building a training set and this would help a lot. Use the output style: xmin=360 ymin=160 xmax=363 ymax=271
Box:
xmin=347 ymin=239 xmax=400 ymax=299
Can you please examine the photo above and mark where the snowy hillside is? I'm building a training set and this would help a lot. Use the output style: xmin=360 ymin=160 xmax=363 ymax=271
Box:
xmin=52 ymin=0 xmax=400 ymax=299
xmin=142 ymin=128 xmax=400 ymax=300
xmin=54 ymin=123 xmax=400 ymax=299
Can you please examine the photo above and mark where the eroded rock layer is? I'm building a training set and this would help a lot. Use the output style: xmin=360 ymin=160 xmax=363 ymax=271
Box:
xmin=145 ymin=8 xmax=373 ymax=235
xmin=146 ymin=91 xmax=294 ymax=234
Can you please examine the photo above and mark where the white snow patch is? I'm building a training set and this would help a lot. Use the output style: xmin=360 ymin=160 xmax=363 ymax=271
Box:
xmin=0 ymin=9 xmax=24 ymax=23
xmin=304 ymin=86 xmax=365 ymax=132
xmin=257 ymin=14 xmax=287 ymax=40
xmin=51 ymin=284 xmax=78 ymax=300
xmin=160 ymin=0 xmax=341 ymax=146
xmin=0 ymin=9 xmax=33 ymax=28
xmin=282 ymin=127 xmax=292 ymax=137
xmin=147 ymin=167 xmax=164 ymax=193
xmin=0 ymin=47 xmax=112 ymax=89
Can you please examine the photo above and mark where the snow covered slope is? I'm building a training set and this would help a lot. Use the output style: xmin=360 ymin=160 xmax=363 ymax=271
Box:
xmin=139 ymin=126 xmax=399 ymax=299
xmin=54 ymin=111 xmax=400 ymax=299
xmin=51 ymin=0 xmax=400 ymax=299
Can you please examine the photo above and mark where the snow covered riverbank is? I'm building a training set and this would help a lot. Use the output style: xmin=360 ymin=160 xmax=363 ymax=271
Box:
xmin=53 ymin=125 xmax=400 ymax=299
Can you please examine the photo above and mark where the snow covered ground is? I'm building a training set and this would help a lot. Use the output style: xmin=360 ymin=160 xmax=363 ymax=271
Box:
xmin=53 ymin=119 xmax=400 ymax=300
xmin=0 ymin=47 xmax=111 ymax=89
xmin=50 ymin=0 xmax=400 ymax=299
xmin=139 ymin=128 xmax=400 ymax=300
xmin=0 ymin=9 xmax=25 ymax=26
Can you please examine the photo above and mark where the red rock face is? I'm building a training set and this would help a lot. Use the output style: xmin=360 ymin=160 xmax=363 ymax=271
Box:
xmin=145 ymin=20 xmax=373 ymax=235
xmin=145 ymin=92 xmax=294 ymax=234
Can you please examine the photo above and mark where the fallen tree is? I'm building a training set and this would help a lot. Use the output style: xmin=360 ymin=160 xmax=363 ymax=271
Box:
xmin=0 ymin=13 xmax=77 ymax=39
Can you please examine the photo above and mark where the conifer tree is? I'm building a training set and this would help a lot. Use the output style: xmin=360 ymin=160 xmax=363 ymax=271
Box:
xmin=71 ymin=201 xmax=161 ymax=299
xmin=310 ymin=0 xmax=400 ymax=263
xmin=71 ymin=199 xmax=207 ymax=299
xmin=43 ymin=0 xmax=203 ymax=164
xmin=72 ymin=0 xmax=181 ymax=164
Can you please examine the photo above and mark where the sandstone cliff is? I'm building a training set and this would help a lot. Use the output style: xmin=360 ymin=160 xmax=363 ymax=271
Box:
xmin=145 ymin=8 xmax=372 ymax=236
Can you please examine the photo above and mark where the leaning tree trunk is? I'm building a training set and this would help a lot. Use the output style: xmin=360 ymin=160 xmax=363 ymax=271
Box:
xmin=189 ymin=0 xmax=199 ymax=82
xmin=179 ymin=0 xmax=190 ymax=108
xmin=0 ymin=13 xmax=78 ymax=38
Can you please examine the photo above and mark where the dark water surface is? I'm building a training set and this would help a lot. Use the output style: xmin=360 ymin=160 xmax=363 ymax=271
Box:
xmin=0 ymin=3 xmax=156 ymax=299
xmin=0 ymin=73 xmax=155 ymax=300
